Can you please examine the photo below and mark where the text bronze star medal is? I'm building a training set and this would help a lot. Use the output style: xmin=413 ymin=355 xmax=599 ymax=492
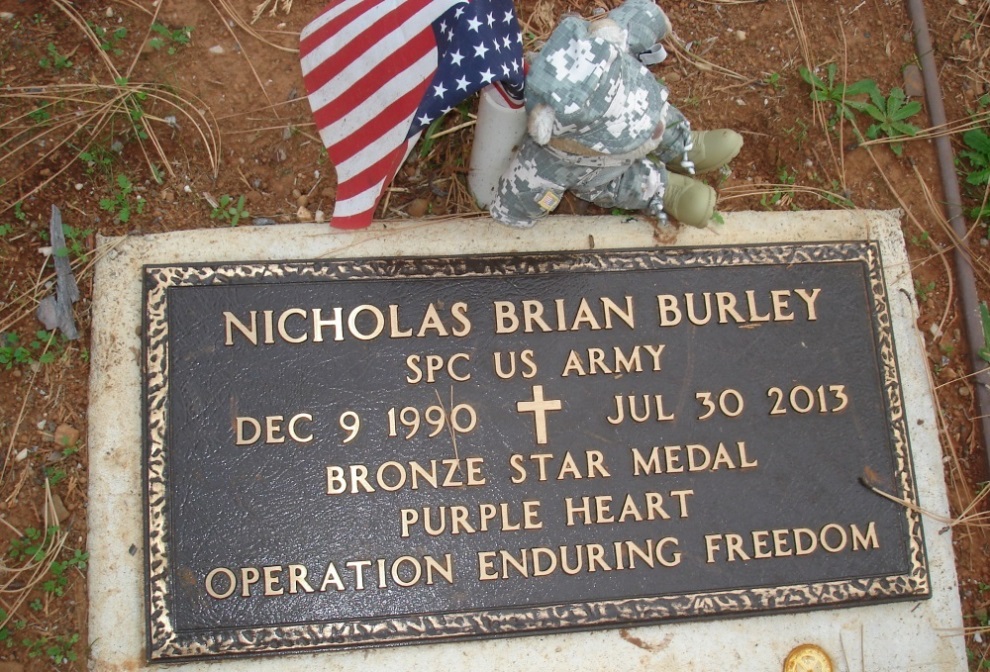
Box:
xmin=142 ymin=243 xmax=929 ymax=661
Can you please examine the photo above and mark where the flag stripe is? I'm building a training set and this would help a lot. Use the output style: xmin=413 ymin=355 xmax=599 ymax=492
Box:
xmin=314 ymin=50 xmax=436 ymax=156
xmin=309 ymin=31 xmax=436 ymax=134
xmin=301 ymin=0 xmax=432 ymax=83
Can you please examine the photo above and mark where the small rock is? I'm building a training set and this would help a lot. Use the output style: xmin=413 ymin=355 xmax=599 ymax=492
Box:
xmin=902 ymin=64 xmax=924 ymax=98
xmin=314 ymin=210 xmax=326 ymax=223
xmin=407 ymin=198 xmax=430 ymax=217
xmin=14 ymin=448 xmax=28 ymax=462
xmin=940 ymin=367 xmax=958 ymax=380
xmin=75 ymin=183 xmax=84 ymax=191
xmin=735 ymin=30 xmax=746 ymax=41
xmin=50 ymin=493 xmax=70 ymax=524
xmin=53 ymin=424 xmax=80 ymax=447
xmin=39 ymin=168 xmax=52 ymax=177
xmin=959 ymin=386 xmax=971 ymax=398
xmin=160 ymin=188 xmax=175 ymax=203
xmin=208 ymin=45 xmax=225 ymax=55
xmin=664 ymin=72 xmax=681 ymax=84
xmin=296 ymin=205 xmax=312 ymax=221
xmin=0 ymin=12 xmax=15 ymax=21
xmin=106 ymin=6 xmax=114 ymax=17
xmin=297 ymin=195 xmax=309 ymax=208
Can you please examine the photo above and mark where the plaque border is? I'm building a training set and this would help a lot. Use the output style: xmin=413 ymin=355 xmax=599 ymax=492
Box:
xmin=142 ymin=242 xmax=928 ymax=661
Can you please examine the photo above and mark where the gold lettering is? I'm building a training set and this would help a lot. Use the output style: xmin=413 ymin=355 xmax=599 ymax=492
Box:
xmin=770 ymin=290 xmax=794 ymax=321
xmin=795 ymin=288 xmax=821 ymax=320
xmin=224 ymin=311 xmax=257 ymax=346
xmin=277 ymin=308 xmax=308 ymax=343
xmin=263 ymin=565 xmax=283 ymax=596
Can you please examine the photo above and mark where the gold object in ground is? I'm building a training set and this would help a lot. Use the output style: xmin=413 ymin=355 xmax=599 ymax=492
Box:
xmin=783 ymin=643 xmax=833 ymax=672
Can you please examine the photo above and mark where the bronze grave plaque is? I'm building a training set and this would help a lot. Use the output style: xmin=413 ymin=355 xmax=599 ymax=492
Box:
xmin=143 ymin=243 xmax=928 ymax=661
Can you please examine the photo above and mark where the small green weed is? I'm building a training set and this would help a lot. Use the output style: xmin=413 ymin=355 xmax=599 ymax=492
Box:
xmin=24 ymin=632 xmax=80 ymax=664
xmin=762 ymin=71 xmax=783 ymax=92
xmin=960 ymin=128 xmax=990 ymax=188
xmin=28 ymin=103 xmax=52 ymax=126
xmin=914 ymin=279 xmax=936 ymax=302
xmin=851 ymin=85 xmax=922 ymax=156
xmin=761 ymin=166 xmax=796 ymax=209
xmin=78 ymin=144 xmax=115 ymax=176
xmin=211 ymin=194 xmax=250 ymax=226
xmin=978 ymin=303 xmax=990 ymax=364
xmin=910 ymin=230 xmax=931 ymax=248
xmin=799 ymin=63 xmax=876 ymax=127
xmin=42 ymin=549 xmax=88 ymax=597
xmin=99 ymin=173 xmax=145 ymax=223
xmin=89 ymin=22 xmax=127 ymax=55
xmin=38 ymin=42 xmax=72 ymax=70
xmin=149 ymin=23 xmax=193 ymax=54
xmin=0 ymin=330 xmax=63 ymax=370
xmin=55 ymin=222 xmax=94 ymax=261
xmin=8 ymin=526 xmax=56 ymax=563
xmin=959 ymin=127 xmax=990 ymax=229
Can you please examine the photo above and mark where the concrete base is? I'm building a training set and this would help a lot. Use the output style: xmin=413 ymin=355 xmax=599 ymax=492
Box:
xmin=88 ymin=211 xmax=966 ymax=671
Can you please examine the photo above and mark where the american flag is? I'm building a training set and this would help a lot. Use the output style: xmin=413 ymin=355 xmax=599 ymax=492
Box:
xmin=300 ymin=0 xmax=526 ymax=229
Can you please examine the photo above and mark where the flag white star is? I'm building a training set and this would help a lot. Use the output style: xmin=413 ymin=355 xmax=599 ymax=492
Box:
xmin=417 ymin=113 xmax=433 ymax=126
xmin=454 ymin=5 xmax=465 ymax=18
xmin=474 ymin=42 xmax=489 ymax=58
xmin=503 ymin=35 xmax=512 ymax=49
xmin=480 ymin=68 xmax=495 ymax=84
xmin=486 ymin=12 xmax=495 ymax=27
xmin=467 ymin=16 xmax=481 ymax=32
xmin=455 ymin=75 xmax=470 ymax=91
xmin=433 ymin=82 xmax=448 ymax=98
xmin=502 ymin=10 xmax=513 ymax=24
xmin=449 ymin=50 xmax=464 ymax=66
xmin=501 ymin=63 xmax=511 ymax=77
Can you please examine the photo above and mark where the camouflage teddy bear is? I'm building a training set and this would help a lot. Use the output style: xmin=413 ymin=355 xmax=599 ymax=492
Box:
xmin=490 ymin=0 xmax=742 ymax=228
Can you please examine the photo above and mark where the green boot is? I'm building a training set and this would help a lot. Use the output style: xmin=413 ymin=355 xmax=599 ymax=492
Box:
xmin=674 ymin=129 xmax=744 ymax=175
xmin=663 ymin=173 xmax=716 ymax=228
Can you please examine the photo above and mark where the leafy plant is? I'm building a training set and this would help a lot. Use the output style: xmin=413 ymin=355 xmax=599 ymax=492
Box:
xmin=8 ymin=526 xmax=56 ymax=563
xmin=979 ymin=302 xmax=990 ymax=364
xmin=959 ymin=128 xmax=990 ymax=228
xmin=55 ymin=222 xmax=94 ymax=261
xmin=149 ymin=23 xmax=193 ymax=54
xmin=211 ymin=194 xmax=250 ymax=226
xmin=761 ymin=166 xmax=796 ymax=209
xmin=914 ymin=279 xmax=936 ymax=302
xmin=0 ymin=330 xmax=62 ymax=370
xmin=851 ymin=85 xmax=922 ymax=156
xmin=38 ymin=42 xmax=72 ymax=70
xmin=799 ymin=64 xmax=876 ymax=127
xmin=24 ymin=632 xmax=80 ymax=663
xmin=960 ymin=128 xmax=990 ymax=187
xmin=89 ymin=22 xmax=127 ymax=55
xmin=99 ymin=173 xmax=144 ymax=222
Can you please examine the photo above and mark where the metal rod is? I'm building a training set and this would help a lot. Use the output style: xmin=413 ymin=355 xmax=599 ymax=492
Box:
xmin=905 ymin=0 xmax=990 ymax=471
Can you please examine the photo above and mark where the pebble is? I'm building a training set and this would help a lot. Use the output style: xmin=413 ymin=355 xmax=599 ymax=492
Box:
xmin=0 ymin=12 xmax=15 ymax=21
xmin=735 ymin=30 xmax=746 ymax=41
xmin=297 ymin=195 xmax=309 ymax=208
xmin=75 ymin=183 xmax=84 ymax=191
xmin=160 ymin=188 xmax=175 ymax=203
xmin=959 ymin=386 xmax=971 ymax=398
xmin=53 ymin=424 xmax=80 ymax=447
xmin=209 ymin=45 xmax=225 ymax=55
xmin=902 ymin=64 xmax=924 ymax=97
xmin=407 ymin=198 xmax=430 ymax=217
xmin=50 ymin=493 xmax=70 ymax=524
xmin=296 ymin=205 xmax=312 ymax=221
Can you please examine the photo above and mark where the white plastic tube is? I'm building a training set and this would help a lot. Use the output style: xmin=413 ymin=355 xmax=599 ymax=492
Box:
xmin=468 ymin=85 xmax=527 ymax=209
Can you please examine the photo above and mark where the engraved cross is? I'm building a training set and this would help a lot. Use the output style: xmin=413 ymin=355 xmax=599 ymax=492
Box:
xmin=516 ymin=384 xmax=562 ymax=445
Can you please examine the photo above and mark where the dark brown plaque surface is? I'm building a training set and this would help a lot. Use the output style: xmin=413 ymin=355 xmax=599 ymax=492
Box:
xmin=143 ymin=243 xmax=928 ymax=661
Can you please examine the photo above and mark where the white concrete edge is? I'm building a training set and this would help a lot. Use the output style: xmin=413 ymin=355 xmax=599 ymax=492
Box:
xmin=87 ymin=211 xmax=966 ymax=671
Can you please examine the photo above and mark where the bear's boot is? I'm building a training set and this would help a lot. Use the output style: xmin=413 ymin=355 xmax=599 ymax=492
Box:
xmin=673 ymin=130 xmax=744 ymax=175
xmin=663 ymin=173 xmax=716 ymax=228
